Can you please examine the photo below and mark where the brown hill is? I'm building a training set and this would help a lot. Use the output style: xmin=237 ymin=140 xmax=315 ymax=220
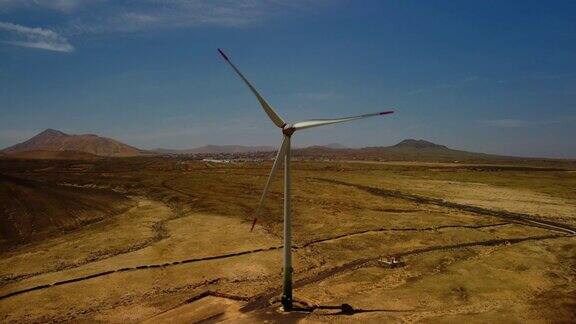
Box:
xmin=2 ymin=129 xmax=142 ymax=157
xmin=290 ymin=138 xmax=576 ymax=168
xmin=5 ymin=150 xmax=100 ymax=160
xmin=392 ymin=139 xmax=448 ymax=150
xmin=0 ymin=174 xmax=135 ymax=248
xmin=294 ymin=138 xmax=503 ymax=163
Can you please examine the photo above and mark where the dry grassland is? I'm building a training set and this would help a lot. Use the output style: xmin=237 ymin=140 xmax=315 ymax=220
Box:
xmin=0 ymin=158 xmax=574 ymax=322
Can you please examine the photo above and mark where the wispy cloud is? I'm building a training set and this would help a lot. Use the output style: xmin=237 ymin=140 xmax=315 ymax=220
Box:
xmin=2 ymin=1 xmax=324 ymax=37
xmin=0 ymin=0 xmax=100 ymax=13
xmin=479 ymin=117 xmax=576 ymax=128
xmin=0 ymin=22 xmax=74 ymax=52
xmin=406 ymin=76 xmax=479 ymax=96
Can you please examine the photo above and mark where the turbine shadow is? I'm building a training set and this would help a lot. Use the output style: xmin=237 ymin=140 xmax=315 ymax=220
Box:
xmin=291 ymin=303 xmax=413 ymax=316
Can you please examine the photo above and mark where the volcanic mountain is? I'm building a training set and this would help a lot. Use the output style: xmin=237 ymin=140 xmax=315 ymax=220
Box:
xmin=2 ymin=129 xmax=143 ymax=157
xmin=293 ymin=138 xmax=504 ymax=163
xmin=391 ymin=139 xmax=448 ymax=150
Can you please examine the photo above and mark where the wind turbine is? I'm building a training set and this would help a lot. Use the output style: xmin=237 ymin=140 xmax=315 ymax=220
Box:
xmin=218 ymin=48 xmax=394 ymax=311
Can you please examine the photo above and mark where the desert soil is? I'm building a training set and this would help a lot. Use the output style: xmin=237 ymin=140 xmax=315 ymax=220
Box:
xmin=0 ymin=159 xmax=574 ymax=322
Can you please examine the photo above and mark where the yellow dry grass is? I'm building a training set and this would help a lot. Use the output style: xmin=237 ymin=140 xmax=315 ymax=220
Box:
xmin=0 ymin=158 xmax=574 ymax=322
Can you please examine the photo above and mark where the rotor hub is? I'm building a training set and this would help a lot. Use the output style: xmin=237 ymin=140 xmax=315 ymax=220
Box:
xmin=282 ymin=124 xmax=295 ymax=136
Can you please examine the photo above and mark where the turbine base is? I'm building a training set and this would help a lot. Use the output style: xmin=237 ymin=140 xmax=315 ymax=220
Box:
xmin=282 ymin=265 xmax=293 ymax=311
xmin=281 ymin=294 xmax=293 ymax=312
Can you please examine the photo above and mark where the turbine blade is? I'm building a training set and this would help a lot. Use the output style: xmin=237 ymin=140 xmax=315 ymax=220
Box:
xmin=251 ymin=136 xmax=289 ymax=231
xmin=218 ymin=48 xmax=286 ymax=128
xmin=293 ymin=110 xmax=394 ymax=131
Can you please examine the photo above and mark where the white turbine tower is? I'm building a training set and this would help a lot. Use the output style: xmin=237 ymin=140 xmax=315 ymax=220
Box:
xmin=218 ymin=49 xmax=394 ymax=311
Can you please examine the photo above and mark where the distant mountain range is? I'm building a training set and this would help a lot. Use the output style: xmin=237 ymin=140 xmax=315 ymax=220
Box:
xmin=300 ymin=143 xmax=348 ymax=150
xmin=153 ymin=145 xmax=276 ymax=155
xmin=1 ymin=129 xmax=346 ymax=158
xmin=4 ymin=129 xmax=571 ymax=165
xmin=153 ymin=143 xmax=350 ymax=154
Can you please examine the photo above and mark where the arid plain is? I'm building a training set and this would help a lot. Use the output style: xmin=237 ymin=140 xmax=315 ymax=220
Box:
xmin=0 ymin=156 xmax=575 ymax=322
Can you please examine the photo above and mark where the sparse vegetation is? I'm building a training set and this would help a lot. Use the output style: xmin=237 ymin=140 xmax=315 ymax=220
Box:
xmin=0 ymin=157 xmax=574 ymax=322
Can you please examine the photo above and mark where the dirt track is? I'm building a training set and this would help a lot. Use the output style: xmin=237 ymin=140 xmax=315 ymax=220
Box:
xmin=0 ymin=224 xmax=567 ymax=302
xmin=2 ymin=178 xmax=574 ymax=304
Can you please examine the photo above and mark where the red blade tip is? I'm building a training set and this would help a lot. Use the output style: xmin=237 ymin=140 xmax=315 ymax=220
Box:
xmin=217 ymin=48 xmax=229 ymax=61
xmin=379 ymin=110 xmax=394 ymax=115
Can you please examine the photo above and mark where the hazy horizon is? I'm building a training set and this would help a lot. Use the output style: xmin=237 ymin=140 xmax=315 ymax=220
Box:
xmin=3 ymin=127 xmax=575 ymax=160
xmin=1 ymin=1 xmax=575 ymax=158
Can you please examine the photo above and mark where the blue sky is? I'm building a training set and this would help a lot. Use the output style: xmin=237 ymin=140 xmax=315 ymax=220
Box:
xmin=0 ymin=1 xmax=575 ymax=158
